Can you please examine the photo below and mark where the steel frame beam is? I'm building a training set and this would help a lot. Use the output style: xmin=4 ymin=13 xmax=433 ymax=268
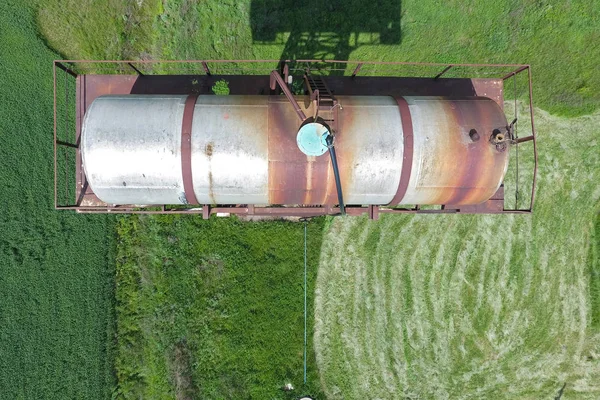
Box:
xmin=53 ymin=59 xmax=537 ymax=216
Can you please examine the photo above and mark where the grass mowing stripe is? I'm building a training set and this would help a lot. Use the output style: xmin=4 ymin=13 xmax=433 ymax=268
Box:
xmin=591 ymin=214 xmax=600 ymax=331
xmin=315 ymin=105 xmax=600 ymax=398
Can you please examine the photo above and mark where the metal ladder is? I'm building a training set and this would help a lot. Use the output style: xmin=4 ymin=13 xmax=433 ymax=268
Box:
xmin=303 ymin=73 xmax=339 ymax=132
xmin=304 ymin=74 xmax=335 ymax=110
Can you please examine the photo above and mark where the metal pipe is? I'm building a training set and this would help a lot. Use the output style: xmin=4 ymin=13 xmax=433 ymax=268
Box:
xmin=201 ymin=61 xmax=211 ymax=76
xmin=55 ymin=61 xmax=77 ymax=78
xmin=65 ymin=71 xmax=69 ymax=204
xmin=502 ymin=65 xmax=528 ymax=80
xmin=55 ymin=59 xmax=530 ymax=68
xmin=127 ymin=62 xmax=144 ymax=76
xmin=303 ymin=220 xmax=307 ymax=385
xmin=433 ymin=65 xmax=453 ymax=80
xmin=326 ymin=135 xmax=345 ymax=215
xmin=516 ymin=135 xmax=534 ymax=143
xmin=528 ymin=66 xmax=538 ymax=211
xmin=351 ymin=63 xmax=364 ymax=78
xmin=270 ymin=70 xmax=307 ymax=121
xmin=57 ymin=203 xmax=534 ymax=215
xmin=53 ymin=62 xmax=58 ymax=209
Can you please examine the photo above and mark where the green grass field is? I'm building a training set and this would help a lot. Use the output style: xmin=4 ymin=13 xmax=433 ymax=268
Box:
xmin=114 ymin=216 xmax=325 ymax=399
xmin=315 ymin=107 xmax=600 ymax=398
xmin=38 ymin=0 xmax=600 ymax=116
xmin=0 ymin=1 xmax=116 ymax=398
xmin=1 ymin=0 xmax=599 ymax=398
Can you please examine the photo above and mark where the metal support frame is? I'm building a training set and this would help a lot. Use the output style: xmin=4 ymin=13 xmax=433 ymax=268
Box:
xmin=502 ymin=65 xmax=529 ymax=80
xmin=351 ymin=63 xmax=364 ymax=78
xmin=270 ymin=70 xmax=307 ymax=121
xmin=433 ymin=65 xmax=453 ymax=80
xmin=55 ymin=62 xmax=77 ymax=78
xmin=53 ymin=61 xmax=79 ymax=209
xmin=53 ymin=59 xmax=538 ymax=216
xmin=516 ymin=136 xmax=534 ymax=143
xmin=201 ymin=61 xmax=211 ymax=76
xmin=500 ymin=64 xmax=537 ymax=212
xmin=127 ymin=62 xmax=144 ymax=76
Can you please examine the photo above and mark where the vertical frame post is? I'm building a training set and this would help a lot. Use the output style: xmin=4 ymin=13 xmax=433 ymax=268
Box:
xmin=433 ymin=65 xmax=453 ymax=80
xmin=351 ymin=63 xmax=363 ymax=78
xmin=127 ymin=62 xmax=144 ymax=76
xmin=201 ymin=61 xmax=211 ymax=76
xmin=53 ymin=62 xmax=58 ymax=209
xmin=527 ymin=65 xmax=537 ymax=211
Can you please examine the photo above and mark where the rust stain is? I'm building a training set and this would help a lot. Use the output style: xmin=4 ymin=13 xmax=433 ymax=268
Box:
xmin=437 ymin=98 xmax=471 ymax=205
xmin=303 ymin=156 xmax=315 ymax=205
xmin=207 ymin=171 xmax=216 ymax=205
xmin=435 ymin=98 xmax=508 ymax=205
xmin=267 ymin=98 xmax=334 ymax=205
xmin=205 ymin=143 xmax=214 ymax=157
xmin=205 ymin=142 xmax=216 ymax=204
xmin=458 ymin=98 xmax=508 ymax=205
xmin=304 ymin=119 xmax=332 ymax=205
xmin=402 ymin=97 xmax=508 ymax=206
xmin=325 ymin=107 xmax=355 ymax=205
xmin=455 ymin=99 xmax=497 ymax=204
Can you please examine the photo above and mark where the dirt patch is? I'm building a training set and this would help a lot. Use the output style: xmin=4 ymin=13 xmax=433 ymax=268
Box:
xmin=167 ymin=339 xmax=198 ymax=400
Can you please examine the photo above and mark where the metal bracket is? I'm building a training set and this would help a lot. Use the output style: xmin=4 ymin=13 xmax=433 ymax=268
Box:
xmin=270 ymin=70 xmax=307 ymax=122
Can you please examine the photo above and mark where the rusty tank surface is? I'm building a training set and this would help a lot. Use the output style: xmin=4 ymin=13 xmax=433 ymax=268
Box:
xmin=81 ymin=94 xmax=509 ymax=206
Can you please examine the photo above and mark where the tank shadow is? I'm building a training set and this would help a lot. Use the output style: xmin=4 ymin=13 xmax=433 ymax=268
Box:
xmin=250 ymin=0 xmax=402 ymax=74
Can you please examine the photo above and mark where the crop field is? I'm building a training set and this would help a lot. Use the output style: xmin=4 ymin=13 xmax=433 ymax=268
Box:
xmin=0 ymin=2 xmax=115 ymax=399
xmin=0 ymin=0 xmax=599 ymax=399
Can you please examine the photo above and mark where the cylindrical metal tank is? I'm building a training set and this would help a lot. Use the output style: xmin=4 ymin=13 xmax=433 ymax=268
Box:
xmin=82 ymin=95 xmax=188 ymax=205
xmin=400 ymin=96 xmax=510 ymax=205
xmin=81 ymin=94 xmax=508 ymax=206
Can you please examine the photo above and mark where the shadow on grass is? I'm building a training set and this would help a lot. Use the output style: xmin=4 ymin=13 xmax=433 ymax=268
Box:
xmin=250 ymin=0 xmax=402 ymax=73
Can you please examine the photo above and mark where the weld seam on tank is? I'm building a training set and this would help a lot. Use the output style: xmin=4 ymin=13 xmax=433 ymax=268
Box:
xmin=181 ymin=93 xmax=199 ymax=204
xmin=388 ymin=96 xmax=414 ymax=206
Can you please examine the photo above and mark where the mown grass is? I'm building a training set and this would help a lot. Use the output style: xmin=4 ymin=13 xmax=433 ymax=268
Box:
xmin=0 ymin=1 xmax=116 ymax=399
xmin=591 ymin=213 xmax=600 ymax=332
xmin=315 ymin=106 xmax=600 ymax=399
xmin=36 ymin=0 xmax=600 ymax=116
xmin=114 ymin=215 xmax=325 ymax=399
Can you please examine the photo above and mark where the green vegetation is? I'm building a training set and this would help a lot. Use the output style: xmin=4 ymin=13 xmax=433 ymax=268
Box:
xmin=1 ymin=0 xmax=599 ymax=398
xmin=0 ymin=1 xmax=115 ymax=399
xmin=212 ymin=79 xmax=231 ymax=95
xmin=36 ymin=0 xmax=600 ymax=116
xmin=36 ymin=0 xmax=160 ymax=60
xmin=115 ymin=216 xmax=325 ymax=399
xmin=315 ymin=106 xmax=600 ymax=398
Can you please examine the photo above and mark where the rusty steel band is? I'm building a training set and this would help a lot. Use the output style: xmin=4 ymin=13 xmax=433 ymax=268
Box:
xmin=389 ymin=96 xmax=414 ymax=205
xmin=181 ymin=93 xmax=199 ymax=204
